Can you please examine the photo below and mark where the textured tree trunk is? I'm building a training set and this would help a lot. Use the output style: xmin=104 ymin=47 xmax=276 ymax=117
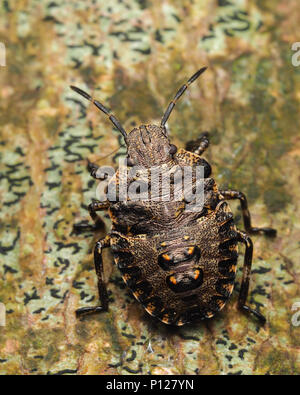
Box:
xmin=0 ymin=0 xmax=299 ymax=375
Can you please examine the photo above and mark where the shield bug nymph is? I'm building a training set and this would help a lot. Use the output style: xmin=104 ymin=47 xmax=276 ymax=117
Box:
xmin=70 ymin=67 xmax=276 ymax=326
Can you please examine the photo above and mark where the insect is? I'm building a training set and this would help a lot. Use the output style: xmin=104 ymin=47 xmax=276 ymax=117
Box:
xmin=70 ymin=67 xmax=276 ymax=326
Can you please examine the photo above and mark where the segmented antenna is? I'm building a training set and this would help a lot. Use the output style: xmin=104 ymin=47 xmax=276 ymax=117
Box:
xmin=160 ymin=67 xmax=208 ymax=128
xmin=70 ymin=86 xmax=127 ymax=138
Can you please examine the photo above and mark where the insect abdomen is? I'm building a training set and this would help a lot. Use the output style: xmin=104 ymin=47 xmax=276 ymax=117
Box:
xmin=109 ymin=194 xmax=238 ymax=326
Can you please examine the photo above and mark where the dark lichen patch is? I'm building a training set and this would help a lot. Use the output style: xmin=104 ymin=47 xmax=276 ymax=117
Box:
xmin=135 ymin=0 xmax=150 ymax=9
xmin=50 ymin=369 xmax=78 ymax=375
xmin=24 ymin=288 xmax=40 ymax=305
xmin=229 ymin=343 xmax=238 ymax=350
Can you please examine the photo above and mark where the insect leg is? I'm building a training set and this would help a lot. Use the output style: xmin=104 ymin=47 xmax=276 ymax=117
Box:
xmin=73 ymin=200 xmax=109 ymax=233
xmin=219 ymin=190 xmax=276 ymax=237
xmin=185 ymin=132 xmax=210 ymax=156
xmin=76 ymin=235 xmax=110 ymax=318
xmin=87 ymin=160 xmax=108 ymax=180
xmin=236 ymin=230 xmax=266 ymax=325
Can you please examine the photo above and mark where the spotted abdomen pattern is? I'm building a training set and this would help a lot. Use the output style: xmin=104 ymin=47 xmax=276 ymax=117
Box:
xmin=110 ymin=200 xmax=238 ymax=326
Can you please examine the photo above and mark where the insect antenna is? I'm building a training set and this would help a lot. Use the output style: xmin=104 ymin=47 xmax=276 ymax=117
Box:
xmin=160 ymin=67 xmax=208 ymax=128
xmin=70 ymin=85 xmax=127 ymax=139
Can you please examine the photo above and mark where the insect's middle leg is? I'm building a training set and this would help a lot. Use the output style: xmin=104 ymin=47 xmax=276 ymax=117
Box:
xmin=219 ymin=190 xmax=276 ymax=237
xmin=76 ymin=235 xmax=110 ymax=318
xmin=185 ymin=132 xmax=209 ymax=156
xmin=236 ymin=230 xmax=266 ymax=325
xmin=73 ymin=200 xmax=109 ymax=232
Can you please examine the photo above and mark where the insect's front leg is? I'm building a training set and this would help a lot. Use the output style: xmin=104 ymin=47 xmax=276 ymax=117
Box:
xmin=76 ymin=235 xmax=111 ymax=318
xmin=236 ymin=230 xmax=266 ymax=325
xmin=87 ymin=160 xmax=108 ymax=180
xmin=219 ymin=190 xmax=276 ymax=237
xmin=185 ymin=132 xmax=209 ymax=156
xmin=73 ymin=200 xmax=109 ymax=233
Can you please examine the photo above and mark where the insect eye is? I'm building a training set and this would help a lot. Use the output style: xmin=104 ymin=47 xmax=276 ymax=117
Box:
xmin=126 ymin=156 xmax=134 ymax=166
xmin=169 ymin=144 xmax=177 ymax=155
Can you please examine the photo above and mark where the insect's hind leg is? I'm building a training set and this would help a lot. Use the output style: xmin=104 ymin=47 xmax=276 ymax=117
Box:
xmin=76 ymin=235 xmax=110 ymax=318
xmin=219 ymin=190 xmax=276 ymax=237
xmin=185 ymin=132 xmax=209 ymax=156
xmin=73 ymin=200 xmax=109 ymax=233
xmin=236 ymin=230 xmax=266 ymax=325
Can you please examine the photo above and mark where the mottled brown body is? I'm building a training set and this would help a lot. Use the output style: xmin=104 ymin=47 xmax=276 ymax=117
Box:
xmin=107 ymin=138 xmax=237 ymax=325
xmin=71 ymin=68 xmax=276 ymax=326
